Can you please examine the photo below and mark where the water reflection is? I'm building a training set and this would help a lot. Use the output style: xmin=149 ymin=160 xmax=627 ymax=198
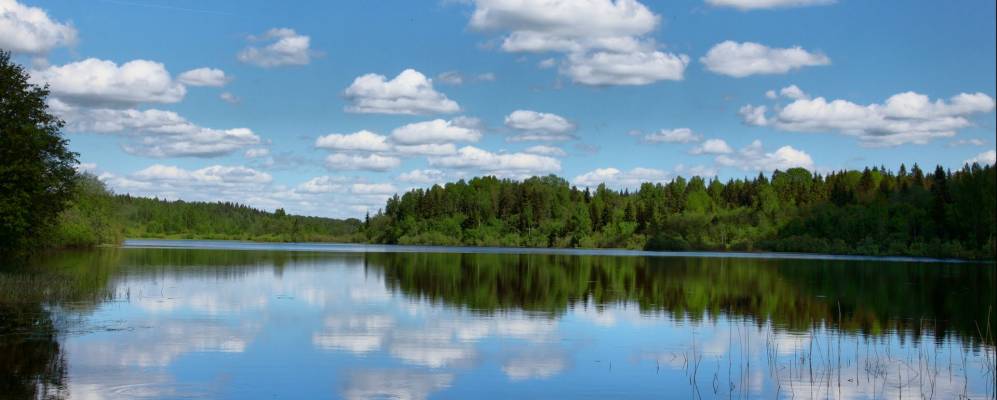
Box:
xmin=0 ymin=245 xmax=992 ymax=399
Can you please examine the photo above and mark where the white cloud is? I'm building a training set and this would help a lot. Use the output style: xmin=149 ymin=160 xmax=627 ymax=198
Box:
xmin=344 ymin=69 xmax=460 ymax=115
xmin=965 ymin=150 xmax=996 ymax=166
xmin=523 ymin=145 xmax=567 ymax=157
xmin=429 ymin=146 xmax=560 ymax=177
xmin=465 ymin=0 xmax=687 ymax=86
xmin=351 ymin=183 xmax=398 ymax=195
xmin=316 ymin=130 xmax=392 ymax=152
xmin=706 ymin=0 xmax=835 ymax=11
xmin=573 ymin=167 xmax=670 ymax=189
xmin=564 ymin=50 xmax=688 ymax=85
xmin=538 ymin=58 xmax=557 ymax=69
xmin=394 ymin=143 xmax=458 ymax=156
xmin=177 ymin=67 xmax=229 ymax=87
xmin=468 ymin=0 xmax=660 ymax=53
xmin=50 ymin=99 xmax=260 ymax=157
xmin=325 ymin=153 xmax=401 ymax=172
xmin=398 ymin=169 xmax=449 ymax=184
xmin=297 ymin=176 xmax=349 ymax=194
xmin=237 ymin=28 xmax=313 ymax=68
xmin=132 ymin=164 xmax=271 ymax=185
xmin=642 ymin=128 xmax=702 ymax=143
xmin=742 ymin=90 xmax=997 ymax=146
xmin=476 ymin=72 xmax=496 ymax=81
xmin=779 ymin=84 xmax=808 ymax=100
xmin=0 ymin=0 xmax=77 ymax=54
xmin=244 ymin=148 xmax=270 ymax=158
xmin=504 ymin=110 xmax=576 ymax=141
xmin=30 ymin=58 xmax=186 ymax=107
xmin=701 ymin=41 xmax=830 ymax=78
xmin=715 ymin=140 xmax=814 ymax=171
xmin=219 ymin=92 xmax=240 ymax=104
xmin=390 ymin=119 xmax=481 ymax=145
xmin=691 ymin=138 xmax=734 ymax=154
xmin=675 ymin=163 xmax=719 ymax=178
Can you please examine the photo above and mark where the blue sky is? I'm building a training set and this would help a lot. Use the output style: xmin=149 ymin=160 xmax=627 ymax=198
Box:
xmin=3 ymin=0 xmax=995 ymax=218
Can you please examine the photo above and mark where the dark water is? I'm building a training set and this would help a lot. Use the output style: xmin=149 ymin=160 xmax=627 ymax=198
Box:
xmin=1 ymin=240 xmax=994 ymax=399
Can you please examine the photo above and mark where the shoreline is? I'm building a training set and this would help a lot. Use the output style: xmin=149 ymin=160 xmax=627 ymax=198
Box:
xmin=120 ymin=238 xmax=991 ymax=264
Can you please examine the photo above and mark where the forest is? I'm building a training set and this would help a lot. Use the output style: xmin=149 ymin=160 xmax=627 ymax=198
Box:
xmin=365 ymin=164 xmax=996 ymax=260
xmin=47 ymin=174 xmax=362 ymax=248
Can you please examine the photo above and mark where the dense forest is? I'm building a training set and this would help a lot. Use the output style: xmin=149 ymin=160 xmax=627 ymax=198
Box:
xmin=365 ymin=164 xmax=996 ymax=260
xmin=49 ymin=174 xmax=362 ymax=248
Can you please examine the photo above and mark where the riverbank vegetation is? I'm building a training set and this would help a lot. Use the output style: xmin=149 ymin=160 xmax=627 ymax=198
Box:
xmin=365 ymin=164 xmax=996 ymax=260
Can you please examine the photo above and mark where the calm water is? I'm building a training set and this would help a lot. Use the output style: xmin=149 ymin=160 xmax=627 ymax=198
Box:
xmin=1 ymin=240 xmax=994 ymax=399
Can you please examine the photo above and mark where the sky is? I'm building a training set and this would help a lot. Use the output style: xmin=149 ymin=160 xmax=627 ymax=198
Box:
xmin=3 ymin=0 xmax=995 ymax=218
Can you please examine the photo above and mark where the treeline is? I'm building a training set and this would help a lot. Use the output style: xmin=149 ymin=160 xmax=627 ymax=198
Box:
xmin=115 ymin=192 xmax=361 ymax=242
xmin=48 ymin=175 xmax=363 ymax=247
xmin=366 ymin=164 xmax=996 ymax=260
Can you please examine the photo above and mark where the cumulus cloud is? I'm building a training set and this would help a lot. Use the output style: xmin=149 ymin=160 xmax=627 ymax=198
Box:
xmin=316 ymin=130 xmax=393 ymax=152
xmin=504 ymin=110 xmax=576 ymax=141
xmin=390 ymin=118 xmax=481 ymax=144
xmin=701 ymin=41 xmax=829 ymax=77
xmin=778 ymin=84 xmax=808 ymax=100
xmin=563 ymin=50 xmax=688 ymax=85
xmin=177 ymin=67 xmax=230 ymax=87
xmin=741 ymin=89 xmax=996 ymax=146
xmin=30 ymin=58 xmax=186 ymax=107
xmin=715 ymin=140 xmax=814 ymax=171
xmin=398 ymin=169 xmax=450 ymax=184
xmin=237 ymin=28 xmax=313 ymax=68
xmin=429 ymin=146 xmax=560 ymax=177
xmin=706 ymin=0 xmax=835 ymax=11
xmin=0 ymin=0 xmax=77 ymax=54
xmin=296 ymin=176 xmax=350 ymax=194
xmin=50 ymin=99 xmax=261 ymax=158
xmin=101 ymin=164 xmax=273 ymax=203
xmin=523 ymin=145 xmax=567 ymax=157
xmin=344 ymin=69 xmax=460 ymax=115
xmin=573 ymin=167 xmax=670 ymax=189
xmin=393 ymin=143 xmax=458 ymax=156
xmin=351 ymin=183 xmax=398 ymax=195
xmin=469 ymin=0 xmax=659 ymax=52
xmin=642 ymin=128 xmax=702 ymax=144
xmin=325 ymin=153 xmax=401 ymax=172
xmin=691 ymin=138 xmax=734 ymax=154
xmin=464 ymin=0 xmax=688 ymax=86
xmin=965 ymin=150 xmax=996 ymax=166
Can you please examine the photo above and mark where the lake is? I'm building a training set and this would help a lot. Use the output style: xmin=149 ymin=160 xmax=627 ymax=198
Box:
xmin=1 ymin=240 xmax=994 ymax=399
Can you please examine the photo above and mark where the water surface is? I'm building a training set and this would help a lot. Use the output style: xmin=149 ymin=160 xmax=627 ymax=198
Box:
xmin=1 ymin=240 xmax=994 ymax=399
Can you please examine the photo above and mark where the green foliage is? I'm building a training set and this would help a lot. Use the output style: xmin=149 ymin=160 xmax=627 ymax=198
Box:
xmin=114 ymin=195 xmax=362 ymax=242
xmin=51 ymin=174 xmax=124 ymax=248
xmin=366 ymin=165 xmax=996 ymax=260
xmin=0 ymin=50 xmax=79 ymax=259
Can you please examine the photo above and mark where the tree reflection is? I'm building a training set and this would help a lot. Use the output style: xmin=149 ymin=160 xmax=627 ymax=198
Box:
xmin=0 ymin=304 xmax=67 ymax=399
xmin=364 ymin=252 xmax=995 ymax=345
